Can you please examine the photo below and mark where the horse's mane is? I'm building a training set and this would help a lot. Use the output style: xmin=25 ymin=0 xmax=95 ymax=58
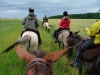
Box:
xmin=74 ymin=34 xmax=84 ymax=40
xmin=33 ymin=50 xmax=46 ymax=58
xmin=70 ymin=31 xmax=84 ymax=40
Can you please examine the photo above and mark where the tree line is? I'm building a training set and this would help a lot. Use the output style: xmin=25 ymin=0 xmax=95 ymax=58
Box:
xmin=49 ymin=12 xmax=100 ymax=19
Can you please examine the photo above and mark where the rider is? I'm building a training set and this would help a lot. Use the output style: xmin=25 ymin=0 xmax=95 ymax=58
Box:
xmin=70 ymin=20 xmax=100 ymax=69
xmin=42 ymin=15 xmax=48 ymax=26
xmin=21 ymin=7 xmax=42 ymax=45
xmin=54 ymin=11 xmax=71 ymax=43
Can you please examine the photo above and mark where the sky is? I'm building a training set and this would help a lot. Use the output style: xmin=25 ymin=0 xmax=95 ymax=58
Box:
xmin=0 ymin=0 xmax=100 ymax=18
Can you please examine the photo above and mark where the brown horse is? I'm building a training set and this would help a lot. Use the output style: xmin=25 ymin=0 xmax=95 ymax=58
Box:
xmin=67 ymin=31 xmax=100 ymax=75
xmin=6 ymin=46 xmax=69 ymax=75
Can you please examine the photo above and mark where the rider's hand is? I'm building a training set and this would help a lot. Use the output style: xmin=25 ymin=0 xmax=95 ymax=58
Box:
xmin=85 ymin=27 xmax=88 ymax=31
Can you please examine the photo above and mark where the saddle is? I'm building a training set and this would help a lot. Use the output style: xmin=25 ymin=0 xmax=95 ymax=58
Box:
xmin=26 ymin=29 xmax=38 ymax=34
xmin=82 ymin=44 xmax=100 ymax=61
xmin=58 ymin=29 xmax=69 ymax=35
xmin=21 ymin=29 xmax=38 ymax=36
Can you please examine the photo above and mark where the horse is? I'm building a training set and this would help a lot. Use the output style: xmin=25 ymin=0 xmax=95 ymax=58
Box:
xmin=12 ymin=46 xmax=69 ymax=75
xmin=57 ymin=30 xmax=70 ymax=49
xmin=43 ymin=22 xmax=51 ymax=32
xmin=1 ymin=30 xmax=39 ymax=54
xmin=67 ymin=31 xmax=100 ymax=75
xmin=54 ymin=30 xmax=73 ymax=58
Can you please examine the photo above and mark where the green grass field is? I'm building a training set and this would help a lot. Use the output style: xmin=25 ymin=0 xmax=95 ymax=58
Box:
xmin=0 ymin=18 xmax=97 ymax=75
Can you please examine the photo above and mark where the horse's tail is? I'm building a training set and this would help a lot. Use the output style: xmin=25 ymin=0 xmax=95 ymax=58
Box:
xmin=46 ymin=24 xmax=51 ymax=29
xmin=1 ymin=35 xmax=31 ymax=54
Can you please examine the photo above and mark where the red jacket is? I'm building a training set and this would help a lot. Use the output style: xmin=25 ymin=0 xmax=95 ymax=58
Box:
xmin=59 ymin=17 xmax=71 ymax=29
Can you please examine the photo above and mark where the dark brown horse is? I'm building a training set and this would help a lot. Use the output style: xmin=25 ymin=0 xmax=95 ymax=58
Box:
xmin=67 ymin=31 xmax=100 ymax=75
xmin=2 ymin=46 xmax=69 ymax=75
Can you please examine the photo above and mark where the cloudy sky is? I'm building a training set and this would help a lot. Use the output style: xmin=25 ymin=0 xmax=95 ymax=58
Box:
xmin=0 ymin=0 xmax=100 ymax=18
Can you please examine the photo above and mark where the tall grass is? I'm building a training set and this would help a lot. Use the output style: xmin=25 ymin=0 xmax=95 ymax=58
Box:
xmin=0 ymin=18 xmax=97 ymax=75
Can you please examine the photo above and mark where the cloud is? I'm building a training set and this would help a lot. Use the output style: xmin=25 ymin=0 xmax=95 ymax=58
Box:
xmin=0 ymin=0 xmax=99 ymax=18
xmin=2 ymin=10 xmax=24 ymax=13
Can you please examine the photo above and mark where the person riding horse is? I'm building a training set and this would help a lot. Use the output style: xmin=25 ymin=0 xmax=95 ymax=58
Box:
xmin=70 ymin=20 xmax=100 ymax=69
xmin=21 ymin=7 xmax=42 ymax=45
xmin=42 ymin=15 xmax=48 ymax=26
xmin=53 ymin=11 xmax=71 ymax=43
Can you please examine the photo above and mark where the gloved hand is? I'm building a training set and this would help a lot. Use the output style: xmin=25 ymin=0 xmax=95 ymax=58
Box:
xmin=85 ymin=27 xmax=88 ymax=31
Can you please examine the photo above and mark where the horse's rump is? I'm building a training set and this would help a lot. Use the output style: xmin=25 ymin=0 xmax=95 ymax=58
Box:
xmin=58 ymin=30 xmax=69 ymax=41
xmin=43 ymin=22 xmax=51 ymax=29
xmin=22 ymin=31 xmax=38 ymax=45
xmin=21 ymin=31 xmax=38 ymax=51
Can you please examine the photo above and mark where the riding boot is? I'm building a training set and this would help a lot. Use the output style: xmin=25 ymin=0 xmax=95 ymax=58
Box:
xmin=32 ymin=30 xmax=42 ymax=46
xmin=53 ymin=31 xmax=56 ymax=38
xmin=55 ymin=35 xmax=59 ymax=43
xmin=70 ymin=50 xmax=82 ymax=69
xmin=36 ymin=31 xmax=42 ymax=46
xmin=54 ymin=32 xmax=59 ymax=43
xmin=21 ymin=31 xmax=25 ymax=37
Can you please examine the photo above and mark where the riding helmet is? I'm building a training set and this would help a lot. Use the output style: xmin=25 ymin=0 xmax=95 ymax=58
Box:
xmin=63 ymin=11 xmax=68 ymax=16
xmin=29 ymin=7 xmax=34 ymax=12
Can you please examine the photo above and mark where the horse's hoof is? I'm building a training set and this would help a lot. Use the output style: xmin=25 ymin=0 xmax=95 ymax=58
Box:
xmin=55 ymin=39 xmax=58 ymax=43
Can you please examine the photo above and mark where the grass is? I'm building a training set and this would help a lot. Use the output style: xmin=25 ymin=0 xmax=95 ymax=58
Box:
xmin=0 ymin=18 xmax=97 ymax=75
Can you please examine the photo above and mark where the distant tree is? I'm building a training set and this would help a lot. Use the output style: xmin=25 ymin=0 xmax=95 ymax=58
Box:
xmin=49 ymin=12 xmax=100 ymax=19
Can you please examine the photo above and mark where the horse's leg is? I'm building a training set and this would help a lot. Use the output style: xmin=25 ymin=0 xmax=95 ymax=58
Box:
xmin=31 ymin=46 xmax=37 ymax=55
xmin=96 ymin=55 xmax=100 ymax=74
xmin=63 ymin=41 xmax=68 ymax=48
xmin=67 ymin=48 xmax=73 ymax=58
xmin=46 ymin=27 xmax=47 ymax=31
xmin=79 ymin=68 xmax=82 ymax=75
xmin=58 ymin=42 xmax=60 ymax=49
xmin=47 ymin=28 xmax=49 ymax=33
xmin=34 ymin=45 xmax=38 ymax=51
xmin=23 ymin=43 xmax=29 ymax=51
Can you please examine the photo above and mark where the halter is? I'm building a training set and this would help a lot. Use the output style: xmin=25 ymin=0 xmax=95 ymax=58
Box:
xmin=26 ymin=58 xmax=51 ymax=75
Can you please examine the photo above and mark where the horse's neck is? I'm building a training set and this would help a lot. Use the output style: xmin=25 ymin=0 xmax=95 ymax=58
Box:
xmin=74 ymin=38 xmax=85 ymax=49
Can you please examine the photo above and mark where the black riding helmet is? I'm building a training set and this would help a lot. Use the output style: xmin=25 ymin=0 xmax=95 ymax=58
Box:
xmin=63 ymin=11 xmax=68 ymax=16
xmin=29 ymin=7 xmax=34 ymax=12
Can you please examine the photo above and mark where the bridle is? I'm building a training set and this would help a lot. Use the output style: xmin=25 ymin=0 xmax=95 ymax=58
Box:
xmin=26 ymin=58 xmax=52 ymax=75
xmin=67 ymin=35 xmax=85 ymax=48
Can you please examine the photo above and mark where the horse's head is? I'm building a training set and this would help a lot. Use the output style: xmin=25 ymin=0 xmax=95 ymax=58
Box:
xmin=67 ymin=31 xmax=84 ymax=48
xmin=15 ymin=46 xmax=68 ymax=75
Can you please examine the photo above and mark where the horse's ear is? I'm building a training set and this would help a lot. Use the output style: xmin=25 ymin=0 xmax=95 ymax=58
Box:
xmin=15 ymin=46 xmax=35 ymax=63
xmin=69 ymin=31 xmax=73 ymax=36
xmin=74 ymin=31 xmax=80 ymax=34
xmin=43 ymin=48 xmax=69 ymax=63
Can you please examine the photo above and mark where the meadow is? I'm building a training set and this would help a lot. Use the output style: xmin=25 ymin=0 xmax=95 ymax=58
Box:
xmin=0 ymin=18 xmax=97 ymax=75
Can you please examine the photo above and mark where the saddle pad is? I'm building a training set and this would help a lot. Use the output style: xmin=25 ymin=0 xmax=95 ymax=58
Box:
xmin=82 ymin=46 xmax=100 ymax=61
